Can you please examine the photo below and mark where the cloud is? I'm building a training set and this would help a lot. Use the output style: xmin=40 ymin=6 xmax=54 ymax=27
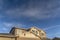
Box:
xmin=3 ymin=22 xmax=27 ymax=28
xmin=0 ymin=0 xmax=60 ymax=21
xmin=43 ymin=25 xmax=60 ymax=31
xmin=54 ymin=32 xmax=60 ymax=37
xmin=3 ymin=23 xmax=14 ymax=27
xmin=43 ymin=25 xmax=60 ymax=38
xmin=0 ymin=22 xmax=27 ymax=33
xmin=47 ymin=31 xmax=60 ymax=38
xmin=0 ymin=0 xmax=60 ymax=38
xmin=7 ymin=0 xmax=60 ymax=19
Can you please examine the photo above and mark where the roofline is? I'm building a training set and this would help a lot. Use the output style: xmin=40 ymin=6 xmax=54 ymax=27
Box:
xmin=10 ymin=27 xmax=27 ymax=33
xmin=0 ymin=33 xmax=17 ymax=38
xmin=10 ymin=26 xmax=46 ymax=33
xmin=0 ymin=36 xmax=17 ymax=38
xmin=30 ymin=26 xmax=46 ymax=34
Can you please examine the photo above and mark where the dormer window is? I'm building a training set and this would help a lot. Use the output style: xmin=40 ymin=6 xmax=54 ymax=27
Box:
xmin=36 ymin=31 xmax=38 ymax=34
xmin=32 ymin=30 xmax=38 ymax=35
xmin=32 ymin=30 xmax=35 ymax=33
xmin=41 ymin=33 xmax=44 ymax=36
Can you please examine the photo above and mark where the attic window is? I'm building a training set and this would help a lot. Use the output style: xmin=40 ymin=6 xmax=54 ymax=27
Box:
xmin=39 ymin=30 xmax=41 ymax=32
xmin=32 ymin=30 xmax=35 ymax=33
xmin=41 ymin=33 xmax=44 ymax=36
xmin=32 ymin=30 xmax=38 ymax=34
xmin=36 ymin=31 xmax=38 ymax=34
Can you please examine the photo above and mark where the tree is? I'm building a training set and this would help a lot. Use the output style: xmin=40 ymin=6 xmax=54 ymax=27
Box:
xmin=53 ymin=37 xmax=60 ymax=40
xmin=46 ymin=38 xmax=52 ymax=40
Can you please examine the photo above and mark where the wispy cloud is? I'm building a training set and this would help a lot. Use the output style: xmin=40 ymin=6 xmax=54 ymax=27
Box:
xmin=3 ymin=22 xmax=27 ymax=28
xmin=47 ymin=31 xmax=60 ymax=38
xmin=43 ymin=25 xmax=60 ymax=31
xmin=3 ymin=23 xmax=14 ymax=27
xmin=55 ymin=32 xmax=60 ymax=37
xmin=0 ymin=0 xmax=60 ymax=38
xmin=43 ymin=25 xmax=60 ymax=38
xmin=0 ymin=22 xmax=27 ymax=33
xmin=0 ymin=0 xmax=60 ymax=21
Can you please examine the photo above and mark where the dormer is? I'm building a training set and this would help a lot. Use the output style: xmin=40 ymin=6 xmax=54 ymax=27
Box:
xmin=29 ymin=27 xmax=46 ymax=39
xmin=30 ymin=27 xmax=40 ymax=36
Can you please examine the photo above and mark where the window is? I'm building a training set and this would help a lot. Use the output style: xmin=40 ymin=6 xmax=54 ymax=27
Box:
xmin=32 ymin=30 xmax=35 ymax=33
xmin=36 ymin=31 xmax=38 ymax=34
xmin=24 ymin=33 xmax=26 ymax=36
xmin=39 ymin=30 xmax=41 ymax=32
xmin=32 ymin=30 xmax=38 ymax=35
xmin=41 ymin=33 xmax=44 ymax=36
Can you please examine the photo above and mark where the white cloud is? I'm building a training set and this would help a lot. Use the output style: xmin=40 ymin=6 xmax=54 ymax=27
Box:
xmin=5 ymin=7 xmax=55 ymax=20
xmin=43 ymin=25 xmax=60 ymax=31
xmin=55 ymin=32 xmax=60 ymax=36
xmin=3 ymin=22 xmax=27 ymax=28
xmin=0 ymin=0 xmax=60 ymax=22
xmin=43 ymin=25 xmax=60 ymax=38
xmin=3 ymin=23 xmax=14 ymax=27
xmin=3 ymin=0 xmax=60 ymax=20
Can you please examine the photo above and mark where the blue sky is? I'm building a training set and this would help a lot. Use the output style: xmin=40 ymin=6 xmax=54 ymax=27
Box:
xmin=0 ymin=0 xmax=60 ymax=38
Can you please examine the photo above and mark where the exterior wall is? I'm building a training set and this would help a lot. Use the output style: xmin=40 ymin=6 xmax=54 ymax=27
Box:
xmin=30 ymin=27 xmax=40 ymax=35
xmin=17 ymin=37 xmax=41 ymax=40
xmin=39 ymin=30 xmax=46 ymax=40
xmin=0 ymin=27 xmax=46 ymax=40
xmin=0 ymin=37 xmax=15 ymax=40
xmin=40 ymin=30 xmax=46 ymax=37
xmin=15 ymin=29 xmax=39 ymax=38
xmin=30 ymin=27 xmax=46 ymax=40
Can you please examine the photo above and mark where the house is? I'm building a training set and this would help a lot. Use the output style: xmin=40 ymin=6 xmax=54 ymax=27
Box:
xmin=0 ymin=26 xmax=46 ymax=40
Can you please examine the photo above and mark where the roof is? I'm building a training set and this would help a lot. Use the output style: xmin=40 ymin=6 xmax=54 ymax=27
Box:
xmin=10 ymin=27 xmax=31 ymax=33
xmin=30 ymin=27 xmax=46 ymax=33
xmin=10 ymin=26 xmax=46 ymax=33
xmin=0 ymin=26 xmax=46 ymax=38
xmin=0 ymin=33 xmax=16 ymax=38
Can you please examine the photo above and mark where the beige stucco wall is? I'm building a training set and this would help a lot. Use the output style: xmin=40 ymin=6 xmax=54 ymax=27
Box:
xmin=14 ymin=27 xmax=46 ymax=40
xmin=30 ymin=27 xmax=40 ymax=35
xmin=40 ymin=30 xmax=46 ymax=37
xmin=0 ymin=37 xmax=15 ymax=40
xmin=30 ymin=27 xmax=46 ymax=39
xmin=17 ymin=37 xmax=41 ymax=40
xmin=15 ymin=29 xmax=39 ymax=38
xmin=0 ymin=27 xmax=46 ymax=40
